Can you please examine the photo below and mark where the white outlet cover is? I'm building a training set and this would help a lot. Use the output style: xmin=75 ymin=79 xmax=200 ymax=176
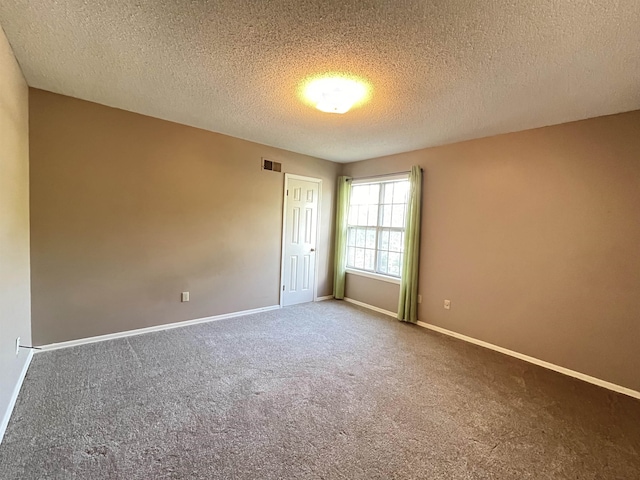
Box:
xmin=444 ymin=300 xmax=451 ymax=310
xmin=181 ymin=292 xmax=190 ymax=302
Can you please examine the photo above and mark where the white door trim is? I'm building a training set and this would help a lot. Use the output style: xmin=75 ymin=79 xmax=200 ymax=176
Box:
xmin=284 ymin=173 xmax=323 ymax=183
xmin=280 ymin=173 xmax=323 ymax=307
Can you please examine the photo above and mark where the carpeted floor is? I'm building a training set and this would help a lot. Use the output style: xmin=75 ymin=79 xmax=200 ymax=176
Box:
xmin=1 ymin=300 xmax=639 ymax=479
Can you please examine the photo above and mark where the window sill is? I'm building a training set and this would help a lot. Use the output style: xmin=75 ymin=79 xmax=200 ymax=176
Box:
xmin=345 ymin=268 xmax=401 ymax=285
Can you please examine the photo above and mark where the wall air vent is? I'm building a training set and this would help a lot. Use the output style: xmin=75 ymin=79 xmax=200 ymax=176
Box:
xmin=262 ymin=158 xmax=282 ymax=172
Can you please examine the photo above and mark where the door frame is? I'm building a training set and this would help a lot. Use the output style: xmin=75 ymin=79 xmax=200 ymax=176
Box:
xmin=279 ymin=173 xmax=323 ymax=307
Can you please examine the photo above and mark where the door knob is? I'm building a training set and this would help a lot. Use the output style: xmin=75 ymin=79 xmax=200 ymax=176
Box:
xmin=310 ymin=248 xmax=316 ymax=252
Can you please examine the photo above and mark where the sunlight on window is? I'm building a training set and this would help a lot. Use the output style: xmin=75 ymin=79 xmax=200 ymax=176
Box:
xmin=346 ymin=179 xmax=409 ymax=277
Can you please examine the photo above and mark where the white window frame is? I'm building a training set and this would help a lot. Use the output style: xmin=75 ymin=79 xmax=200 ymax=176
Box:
xmin=345 ymin=267 xmax=401 ymax=285
xmin=345 ymin=174 xmax=409 ymax=284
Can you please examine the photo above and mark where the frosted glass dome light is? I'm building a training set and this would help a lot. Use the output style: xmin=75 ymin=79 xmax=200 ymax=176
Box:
xmin=303 ymin=76 xmax=369 ymax=114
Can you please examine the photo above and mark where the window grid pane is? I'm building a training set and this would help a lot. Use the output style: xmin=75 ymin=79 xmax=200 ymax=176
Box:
xmin=357 ymin=206 xmax=368 ymax=226
xmin=347 ymin=246 xmax=355 ymax=267
xmin=347 ymin=228 xmax=355 ymax=247
xmin=346 ymin=179 xmax=409 ymax=277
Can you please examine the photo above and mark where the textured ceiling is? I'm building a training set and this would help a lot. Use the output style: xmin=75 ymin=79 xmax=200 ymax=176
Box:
xmin=1 ymin=1 xmax=639 ymax=162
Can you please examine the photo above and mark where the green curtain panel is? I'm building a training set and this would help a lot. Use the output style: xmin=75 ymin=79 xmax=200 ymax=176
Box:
xmin=333 ymin=176 xmax=352 ymax=299
xmin=398 ymin=166 xmax=423 ymax=322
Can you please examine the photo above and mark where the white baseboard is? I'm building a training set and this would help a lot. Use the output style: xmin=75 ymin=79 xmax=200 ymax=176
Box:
xmin=344 ymin=297 xmax=397 ymax=318
xmin=417 ymin=321 xmax=640 ymax=401
xmin=38 ymin=305 xmax=281 ymax=352
xmin=0 ymin=349 xmax=33 ymax=445
xmin=315 ymin=295 xmax=334 ymax=302
xmin=341 ymin=297 xmax=640 ymax=400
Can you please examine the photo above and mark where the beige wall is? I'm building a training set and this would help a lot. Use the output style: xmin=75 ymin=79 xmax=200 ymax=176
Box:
xmin=0 ymin=27 xmax=31 ymax=433
xmin=345 ymin=273 xmax=399 ymax=314
xmin=29 ymin=89 xmax=340 ymax=345
xmin=342 ymin=111 xmax=640 ymax=393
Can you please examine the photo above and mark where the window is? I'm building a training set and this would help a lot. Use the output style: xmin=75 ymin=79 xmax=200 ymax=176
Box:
xmin=346 ymin=177 xmax=409 ymax=278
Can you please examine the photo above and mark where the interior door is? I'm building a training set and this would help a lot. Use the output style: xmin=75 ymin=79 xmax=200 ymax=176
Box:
xmin=282 ymin=177 xmax=320 ymax=306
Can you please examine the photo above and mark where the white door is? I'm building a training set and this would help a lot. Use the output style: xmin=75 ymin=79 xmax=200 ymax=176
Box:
xmin=281 ymin=176 xmax=320 ymax=306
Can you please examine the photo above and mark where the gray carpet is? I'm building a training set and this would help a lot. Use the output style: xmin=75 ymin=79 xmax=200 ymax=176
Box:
xmin=1 ymin=300 xmax=639 ymax=479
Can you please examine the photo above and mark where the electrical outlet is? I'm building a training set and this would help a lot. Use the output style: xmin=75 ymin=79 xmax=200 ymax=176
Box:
xmin=444 ymin=299 xmax=451 ymax=310
xmin=417 ymin=294 xmax=422 ymax=304
xmin=181 ymin=292 xmax=190 ymax=302
xmin=16 ymin=337 xmax=20 ymax=356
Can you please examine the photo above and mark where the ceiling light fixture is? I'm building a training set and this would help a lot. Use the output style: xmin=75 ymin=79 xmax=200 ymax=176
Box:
xmin=302 ymin=76 xmax=369 ymax=114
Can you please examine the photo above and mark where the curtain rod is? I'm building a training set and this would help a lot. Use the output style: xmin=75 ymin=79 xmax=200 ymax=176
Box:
xmin=348 ymin=170 xmax=411 ymax=181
